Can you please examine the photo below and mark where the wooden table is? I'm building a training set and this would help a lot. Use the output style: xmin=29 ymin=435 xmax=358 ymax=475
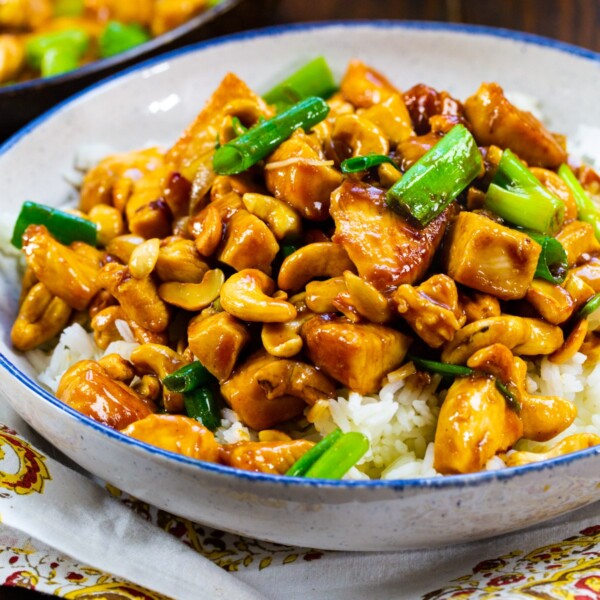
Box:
xmin=214 ymin=0 xmax=600 ymax=53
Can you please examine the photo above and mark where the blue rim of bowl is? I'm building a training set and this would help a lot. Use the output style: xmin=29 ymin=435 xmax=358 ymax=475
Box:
xmin=2 ymin=20 xmax=600 ymax=490
xmin=0 ymin=0 xmax=241 ymax=97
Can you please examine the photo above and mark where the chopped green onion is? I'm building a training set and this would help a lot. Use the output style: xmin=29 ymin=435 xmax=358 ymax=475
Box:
xmin=280 ymin=242 xmax=300 ymax=258
xmin=26 ymin=29 xmax=89 ymax=71
xmin=385 ymin=125 xmax=482 ymax=227
xmin=495 ymin=379 xmax=521 ymax=414
xmin=558 ymin=163 xmax=600 ymax=242
xmin=304 ymin=432 xmax=369 ymax=479
xmin=183 ymin=387 xmax=220 ymax=431
xmin=485 ymin=149 xmax=565 ymax=236
xmin=285 ymin=429 xmax=343 ymax=477
xmin=163 ymin=361 xmax=216 ymax=393
xmin=11 ymin=201 xmax=97 ymax=249
xmin=577 ymin=292 xmax=600 ymax=321
xmin=522 ymin=230 xmax=568 ymax=284
xmin=341 ymin=154 xmax=396 ymax=174
xmin=408 ymin=355 xmax=474 ymax=378
xmin=213 ymin=97 xmax=329 ymax=175
xmin=263 ymin=57 xmax=337 ymax=113
xmin=53 ymin=0 xmax=84 ymax=16
xmin=231 ymin=116 xmax=248 ymax=137
xmin=99 ymin=21 xmax=151 ymax=59
xmin=40 ymin=46 xmax=79 ymax=77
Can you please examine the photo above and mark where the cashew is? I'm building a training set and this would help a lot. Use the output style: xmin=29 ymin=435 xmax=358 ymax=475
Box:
xmin=332 ymin=113 xmax=389 ymax=157
xmin=98 ymin=354 xmax=136 ymax=384
xmin=305 ymin=276 xmax=347 ymax=313
xmin=130 ymin=343 xmax=189 ymax=413
xmin=358 ymin=94 xmax=414 ymax=145
xmin=156 ymin=237 xmax=209 ymax=283
xmin=193 ymin=205 xmax=223 ymax=257
xmin=556 ymin=220 xmax=600 ymax=266
xmin=377 ymin=162 xmax=402 ymax=187
xmin=129 ymin=238 xmax=161 ymax=279
xmin=106 ymin=234 xmax=145 ymax=263
xmin=158 ymin=269 xmax=225 ymax=311
xmin=242 ymin=193 xmax=302 ymax=240
xmin=512 ymin=319 xmax=564 ymax=355
xmin=220 ymin=269 xmax=297 ymax=323
xmin=278 ymin=242 xmax=356 ymax=292
xmin=504 ymin=433 xmax=600 ymax=467
xmin=87 ymin=204 xmax=125 ymax=246
xmin=550 ymin=319 xmax=589 ymax=364
xmin=11 ymin=283 xmax=72 ymax=351
xmin=342 ymin=271 xmax=392 ymax=323
xmin=261 ymin=296 xmax=315 ymax=357
xmin=132 ymin=374 xmax=162 ymax=402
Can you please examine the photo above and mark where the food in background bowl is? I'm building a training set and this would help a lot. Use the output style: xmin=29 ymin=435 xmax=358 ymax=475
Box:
xmin=0 ymin=0 xmax=223 ymax=83
xmin=8 ymin=55 xmax=600 ymax=482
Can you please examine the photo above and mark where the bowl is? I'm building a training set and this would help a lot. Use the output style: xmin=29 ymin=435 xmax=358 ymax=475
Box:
xmin=1 ymin=21 xmax=600 ymax=552
xmin=0 ymin=0 xmax=245 ymax=140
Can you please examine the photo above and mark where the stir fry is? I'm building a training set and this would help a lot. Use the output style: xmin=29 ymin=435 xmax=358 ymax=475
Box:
xmin=0 ymin=0 xmax=219 ymax=83
xmin=10 ymin=58 xmax=600 ymax=479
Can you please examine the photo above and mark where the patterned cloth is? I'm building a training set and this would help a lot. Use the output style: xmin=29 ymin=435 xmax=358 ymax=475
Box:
xmin=1 ymin=400 xmax=600 ymax=600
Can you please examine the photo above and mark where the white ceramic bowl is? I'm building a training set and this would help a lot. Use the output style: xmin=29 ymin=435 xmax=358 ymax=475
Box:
xmin=1 ymin=22 xmax=600 ymax=551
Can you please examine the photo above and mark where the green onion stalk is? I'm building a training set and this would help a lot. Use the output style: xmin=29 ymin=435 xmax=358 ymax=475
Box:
xmin=485 ymin=149 xmax=565 ymax=236
xmin=99 ymin=21 xmax=151 ymax=59
xmin=285 ymin=429 xmax=343 ymax=477
xmin=26 ymin=29 xmax=89 ymax=77
xmin=523 ymin=230 xmax=568 ymax=285
xmin=162 ymin=361 xmax=216 ymax=393
xmin=386 ymin=124 xmax=482 ymax=227
xmin=304 ymin=432 xmax=369 ymax=479
xmin=341 ymin=154 xmax=397 ymax=174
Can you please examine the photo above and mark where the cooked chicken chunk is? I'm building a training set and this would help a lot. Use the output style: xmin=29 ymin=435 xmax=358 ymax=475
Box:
xmin=464 ymin=83 xmax=567 ymax=168
xmin=443 ymin=211 xmax=541 ymax=300
xmin=340 ymin=60 xmax=401 ymax=109
xmin=330 ymin=180 xmax=452 ymax=293
xmin=302 ymin=316 xmax=411 ymax=394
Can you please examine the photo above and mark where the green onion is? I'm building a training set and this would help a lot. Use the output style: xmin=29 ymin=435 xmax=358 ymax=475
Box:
xmin=385 ymin=125 xmax=482 ymax=227
xmin=53 ymin=0 xmax=84 ymax=16
xmin=99 ymin=21 xmax=151 ymax=59
xmin=285 ymin=429 xmax=343 ymax=477
xmin=558 ymin=163 xmax=600 ymax=242
xmin=484 ymin=149 xmax=565 ymax=236
xmin=40 ymin=46 xmax=79 ymax=77
xmin=26 ymin=29 xmax=89 ymax=71
xmin=231 ymin=116 xmax=248 ymax=137
xmin=577 ymin=292 xmax=600 ymax=321
xmin=522 ymin=230 xmax=568 ymax=284
xmin=408 ymin=355 xmax=474 ymax=378
xmin=341 ymin=154 xmax=396 ymax=174
xmin=183 ymin=387 xmax=220 ymax=431
xmin=11 ymin=201 xmax=97 ymax=249
xmin=263 ymin=57 xmax=337 ymax=113
xmin=304 ymin=432 xmax=369 ymax=479
xmin=163 ymin=361 xmax=216 ymax=393
xmin=495 ymin=380 xmax=522 ymax=414
xmin=212 ymin=97 xmax=330 ymax=175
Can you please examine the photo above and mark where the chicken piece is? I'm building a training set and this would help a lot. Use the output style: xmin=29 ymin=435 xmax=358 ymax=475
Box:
xmin=358 ymin=93 xmax=414 ymax=146
xmin=331 ymin=114 xmax=389 ymax=158
xmin=433 ymin=374 xmax=522 ymax=474
xmin=505 ymin=434 xmax=600 ymax=467
xmin=330 ymin=180 xmax=452 ymax=293
xmin=11 ymin=283 xmax=72 ymax=351
xmin=188 ymin=312 xmax=250 ymax=381
xmin=57 ymin=360 xmax=153 ymax=430
xmin=403 ymin=83 xmax=466 ymax=135
xmin=0 ymin=35 xmax=25 ymax=83
xmin=264 ymin=130 xmax=343 ymax=221
xmin=121 ymin=414 xmax=220 ymax=462
xmin=97 ymin=263 xmax=170 ymax=333
xmin=155 ymin=237 xmax=209 ymax=283
xmin=80 ymin=148 xmax=165 ymax=213
xmin=459 ymin=290 xmax=501 ymax=324
xmin=302 ymin=316 xmax=411 ymax=395
xmin=464 ymin=83 xmax=567 ymax=168
xmin=83 ymin=0 xmax=153 ymax=25
xmin=340 ymin=60 xmax=401 ymax=109
xmin=443 ymin=211 xmax=541 ymax=300
xmin=572 ymin=256 xmax=600 ymax=292
xmin=467 ymin=344 xmax=576 ymax=442
xmin=0 ymin=0 xmax=51 ymax=30
xmin=441 ymin=316 xmax=563 ymax=364
xmin=166 ymin=73 xmax=272 ymax=181
xmin=22 ymin=225 xmax=100 ymax=311
xmin=217 ymin=210 xmax=279 ymax=273
xmin=219 ymin=440 xmax=315 ymax=475
xmin=395 ymin=132 xmax=440 ymax=170
xmin=220 ymin=352 xmax=332 ymax=430
xmin=151 ymin=0 xmax=207 ymax=35
xmin=393 ymin=274 xmax=466 ymax=348
xmin=555 ymin=220 xmax=600 ymax=266
xmin=526 ymin=279 xmax=575 ymax=325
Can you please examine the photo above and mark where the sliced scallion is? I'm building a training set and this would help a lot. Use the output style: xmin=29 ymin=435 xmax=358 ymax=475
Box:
xmin=304 ymin=432 xmax=369 ymax=479
xmin=183 ymin=386 xmax=220 ymax=431
xmin=285 ymin=429 xmax=343 ymax=477
xmin=524 ymin=230 xmax=568 ymax=284
xmin=408 ymin=355 xmax=474 ymax=378
xmin=495 ymin=380 xmax=522 ymax=414
xmin=163 ymin=361 xmax=216 ymax=393
xmin=341 ymin=154 xmax=396 ymax=173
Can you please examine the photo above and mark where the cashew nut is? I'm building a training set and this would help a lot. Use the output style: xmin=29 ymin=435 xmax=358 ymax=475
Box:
xmin=193 ymin=205 xmax=223 ymax=257
xmin=261 ymin=296 xmax=315 ymax=357
xmin=344 ymin=271 xmax=392 ymax=324
xmin=98 ymin=353 xmax=136 ymax=384
xmin=158 ymin=269 xmax=225 ymax=311
xmin=550 ymin=318 xmax=588 ymax=364
xmin=87 ymin=204 xmax=125 ymax=246
xmin=331 ymin=113 xmax=389 ymax=157
xmin=504 ymin=433 xmax=600 ymax=467
xmin=358 ymin=93 xmax=414 ymax=146
xmin=278 ymin=242 xmax=356 ymax=291
xmin=556 ymin=220 xmax=600 ymax=266
xmin=106 ymin=234 xmax=145 ymax=263
xmin=305 ymin=276 xmax=347 ymax=313
xmin=11 ymin=283 xmax=72 ymax=351
xmin=526 ymin=279 xmax=574 ymax=325
xmin=129 ymin=237 xmax=161 ymax=279
xmin=220 ymin=269 xmax=297 ymax=323
xmin=242 ymin=193 xmax=302 ymax=240
xmin=155 ymin=237 xmax=209 ymax=283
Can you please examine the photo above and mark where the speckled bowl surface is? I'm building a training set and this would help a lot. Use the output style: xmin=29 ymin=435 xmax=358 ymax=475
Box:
xmin=1 ymin=22 xmax=600 ymax=551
